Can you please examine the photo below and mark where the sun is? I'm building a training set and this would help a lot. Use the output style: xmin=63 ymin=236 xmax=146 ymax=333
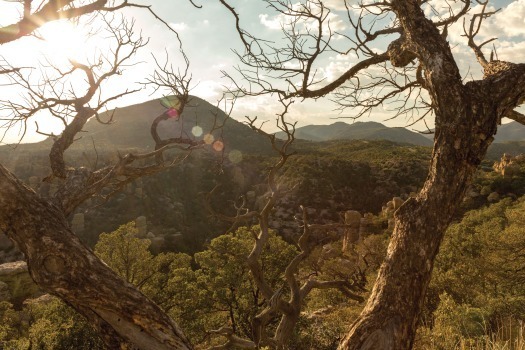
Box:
xmin=38 ymin=20 xmax=93 ymax=65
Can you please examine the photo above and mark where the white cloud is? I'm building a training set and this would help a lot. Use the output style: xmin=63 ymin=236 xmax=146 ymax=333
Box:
xmin=429 ymin=1 xmax=525 ymax=79
xmin=259 ymin=13 xmax=283 ymax=30
xmin=322 ymin=0 xmax=348 ymax=11
xmin=492 ymin=0 xmax=525 ymax=37
xmin=322 ymin=13 xmax=347 ymax=33
xmin=319 ymin=54 xmax=354 ymax=82
xmin=493 ymin=39 xmax=525 ymax=63
xmin=423 ymin=0 xmax=468 ymax=21
xmin=259 ymin=3 xmax=346 ymax=33
xmin=169 ymin=22 xmax=188 ymax=32
xmin=191 ymin=80 xmax=225 ymax=100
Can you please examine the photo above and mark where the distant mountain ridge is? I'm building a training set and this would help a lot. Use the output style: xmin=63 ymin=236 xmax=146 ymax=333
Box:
xmin=495 ymin=121 xmax=525 ymax=142
xmin=277 ymin=121 xmax=433 ymax=146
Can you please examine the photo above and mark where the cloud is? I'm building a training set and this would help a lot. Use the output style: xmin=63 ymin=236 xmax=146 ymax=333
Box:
xmin=318 ymin=54 xmax=355 ymax=83
xmin=191 ymin=80 xmax=225 ymax=100
xmin=322 ymin=0 xmax=348 ymax=11
xmin=423 ymin=0 xmax=468 ymax=21
xmin=259 ymin=3 xmax=346 ymax=33
xmin=169 ymin=22 xmax=188 ymax=32
xmin=493 ymin=40 xmax=525 ymax=63
xmin=490 ymin=0 xmax=525 ymax=38
xmin=259 ymin=13 xmax=283 ymax=30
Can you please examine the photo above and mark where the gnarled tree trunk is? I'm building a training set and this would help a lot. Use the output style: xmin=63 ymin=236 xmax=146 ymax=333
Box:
xmin=338 ymin=1 xmax=525 ymax=349
xmin=0 ymin=164 xmax=192 ymax=350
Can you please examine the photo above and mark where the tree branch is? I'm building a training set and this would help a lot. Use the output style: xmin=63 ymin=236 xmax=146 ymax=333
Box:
xmin=506 ymin=109 xmax=525 ymax=125
xmin=0 ymin=164 xmax=192 ymax=349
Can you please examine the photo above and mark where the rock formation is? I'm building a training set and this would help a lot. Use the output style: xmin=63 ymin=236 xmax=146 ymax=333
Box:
xmin=343 ymin=210 xmax=362 ymax=252
xmin=0 ymin=261 xmax=41 ymax=306
xmin=493 ymin=153 xmax=524 ymax=177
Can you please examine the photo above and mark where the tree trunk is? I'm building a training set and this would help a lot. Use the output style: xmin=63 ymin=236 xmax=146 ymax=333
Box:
xmin=339 ymin=106 xmax=496 ymax=349
xmin=0 ymin=164 xmax=192 ymax=350
xmin=337 ymin=0 xmax=525 ymax=347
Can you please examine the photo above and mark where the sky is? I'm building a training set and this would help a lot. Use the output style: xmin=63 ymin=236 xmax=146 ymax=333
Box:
xmin=0 ymin=0 xmax=524 ymax=144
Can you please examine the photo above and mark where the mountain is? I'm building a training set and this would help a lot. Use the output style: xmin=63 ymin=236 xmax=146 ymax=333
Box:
xmin=277 ymin=121 xmax=433 ymax=147
xmin=0 ymin=96 xmax=521 ymax=257
xmin=494 ymin=121 xmax=525 ymax=142
xmin=0 ymin=96 xmax=274 ymax=176
xmin=70 ymin=96 xmax=272 ymax=155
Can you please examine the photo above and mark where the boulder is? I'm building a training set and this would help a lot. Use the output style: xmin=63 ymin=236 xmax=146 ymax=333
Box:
xmin=392 ymin=197 xmax=404 ymax=210
xmin=0 ymin=261 xmax=41 ymax=307
xmin=343 ymin=210 xmax=361 ymax=251
xmin=487 ymin=192 xmax=500 ymax=203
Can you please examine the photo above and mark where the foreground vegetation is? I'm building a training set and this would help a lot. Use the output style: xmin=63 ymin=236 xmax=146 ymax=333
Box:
xmin=3 ymin=191 xmax=525 ymax=349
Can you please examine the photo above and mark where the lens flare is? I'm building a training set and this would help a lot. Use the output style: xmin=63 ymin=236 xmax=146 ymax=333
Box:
xmin=192 ymin=126 xmax=203 ymax=137
xmin=166 ymin=108 xmax=179 ymax=119
xmin=160 ymin=96 xmax=182 ymax=110
xmin=213 ymin=140 xmax=224 ymax=152
xmin=228 ymin=150 xmax=243 ymax=164
xmin=204 ymin=134 xmax=214 ymax=144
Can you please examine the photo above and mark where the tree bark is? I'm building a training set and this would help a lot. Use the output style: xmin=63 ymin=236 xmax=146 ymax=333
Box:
xmin=0 ymin=164 xmax=192 ymax=350
xmin=338 ymin=1 xmax=525 ymax=349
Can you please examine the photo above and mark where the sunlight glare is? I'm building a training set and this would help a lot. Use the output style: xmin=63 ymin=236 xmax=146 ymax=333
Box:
xmin=39 ymin=20 xmax=92 ymax=65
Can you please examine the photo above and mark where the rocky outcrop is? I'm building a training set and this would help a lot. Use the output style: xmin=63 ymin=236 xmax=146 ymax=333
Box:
xmin=0 ymin=261 xmax=41 ymax=306
xmin=493 ymin=153 xmax=525 ymax=177
xmin=360 ymin=213 xmax=374 ymax=237
xmin=343 ymin=210 xmax=362 ymax=252
xmin=381 ymin=196 xmax=409 ymax=230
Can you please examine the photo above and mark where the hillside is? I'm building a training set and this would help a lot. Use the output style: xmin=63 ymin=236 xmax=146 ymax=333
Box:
xmin=494 ymin=121 xmax=525 ymax=142
xmin=0 ymin=97 xmax=522 ymax=257
xmin=0 ymin=96 xmax=270 ymax=154
xmin=277 ymin=121 xmax=433 ymax=146
xmin=75 ymin=96 xmax=272 ymax=154
xmin=0 ymin=95 xmax=273 ymax=179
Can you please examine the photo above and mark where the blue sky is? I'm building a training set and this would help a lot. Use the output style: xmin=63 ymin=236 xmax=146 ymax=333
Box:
xmin=0 ymin=0 xmax=523 ymax=143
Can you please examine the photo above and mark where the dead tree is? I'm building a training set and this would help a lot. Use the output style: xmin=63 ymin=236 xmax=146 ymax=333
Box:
xmin=218 ymin=0 xmax=525 ymax=348
xmin=0 ymin=5 xmax=205 ymax=348
xmin=0 ymin=0 xmax=190 ymax=45
xmin=204 ymin=101 xmax=366 ymax=349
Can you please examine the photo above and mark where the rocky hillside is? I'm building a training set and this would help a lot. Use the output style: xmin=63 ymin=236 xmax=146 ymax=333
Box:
xmin=2 ymin=96 xmax=523 ymax=259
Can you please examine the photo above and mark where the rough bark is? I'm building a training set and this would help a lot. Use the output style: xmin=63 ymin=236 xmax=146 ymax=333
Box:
xmin=0 ymin=164 xmax=192 ymax=350
xmin=338 ymin=1 xmax=525 ymax=349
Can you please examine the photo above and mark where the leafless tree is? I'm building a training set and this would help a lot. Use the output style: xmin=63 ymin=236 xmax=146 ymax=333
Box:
xmin=204 ymin=101 xmax=366 ymax=349
xmin=217 ymin=0 xmax=525 ymax=348
xmin=0 ymin=1 xmax=207 ymax=349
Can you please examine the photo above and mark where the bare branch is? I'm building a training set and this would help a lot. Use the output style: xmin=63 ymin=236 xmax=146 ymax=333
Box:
xmin=463 ymin=1 xmax=499 ymax=70
xmin=506 ymin=109 xmax=525 ymax=126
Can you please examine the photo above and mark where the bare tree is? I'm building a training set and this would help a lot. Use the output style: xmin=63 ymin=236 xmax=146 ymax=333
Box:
xmin=0 ymin=2 xmax=206 ymax=348
xmin=204 ymin=101 xmax=366 ymax=349
xmin=217 ymin=0 xmax=525 ymax=348
xmin=0 ymin=0 xmax=194 ymax=45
